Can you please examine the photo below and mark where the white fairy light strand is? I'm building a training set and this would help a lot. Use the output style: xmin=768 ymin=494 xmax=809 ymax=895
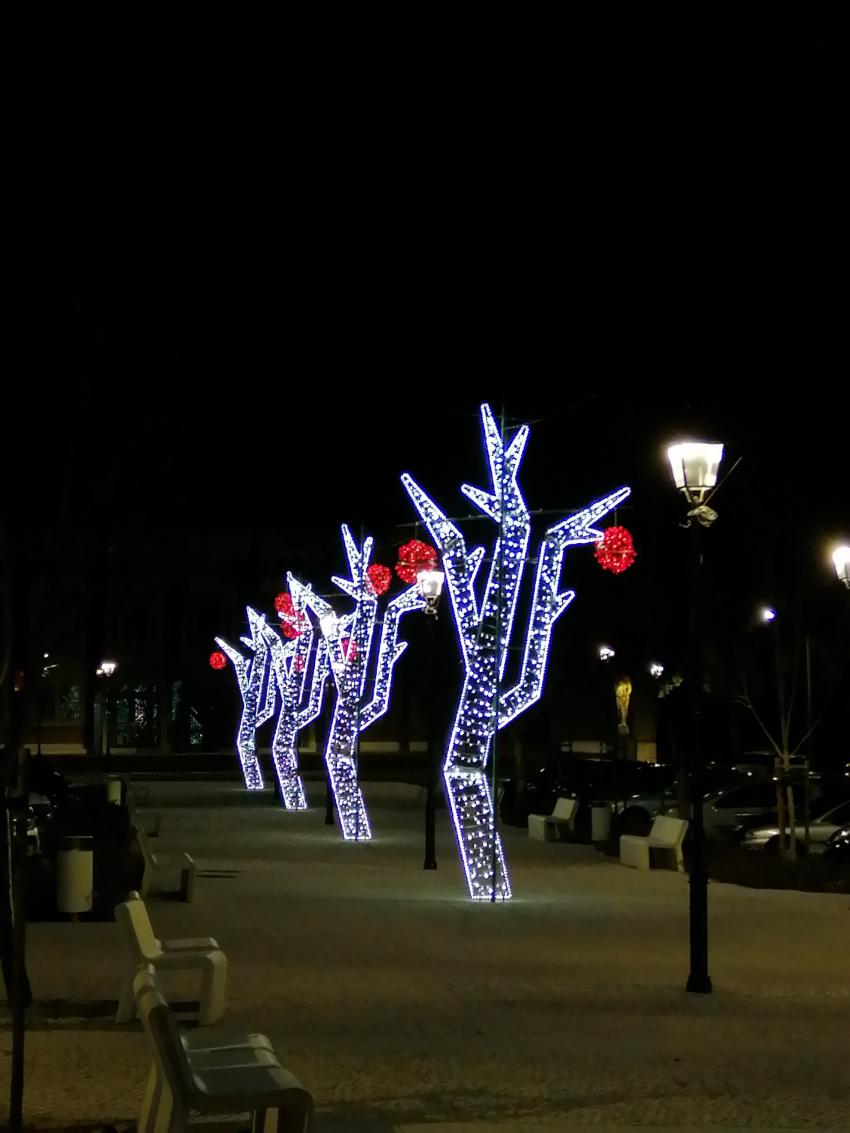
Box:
xmin=214 ymin=606 xmax=273 ymax=791
xmin=262 ymin=596 xmax=329 ymax=810
xmin=290 ymin=524 xmax=423 ymax=840
xmin=402 ymin=402 xmax=631 ymax=901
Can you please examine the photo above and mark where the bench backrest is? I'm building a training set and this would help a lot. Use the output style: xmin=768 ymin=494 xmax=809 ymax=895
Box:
xmin=116 ymin=896 xmax=161 ymax=962
xmin=552 ymin=797 xmax=578 ymax=822
xmin=135 ymin=964 xmax=195 ymax=1114
xmin=649 ymin=814 xmax=688 ymax=846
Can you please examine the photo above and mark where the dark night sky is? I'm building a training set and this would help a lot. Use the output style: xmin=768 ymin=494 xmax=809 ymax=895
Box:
xmin=12 ymin=8 xmax=846 ymax=571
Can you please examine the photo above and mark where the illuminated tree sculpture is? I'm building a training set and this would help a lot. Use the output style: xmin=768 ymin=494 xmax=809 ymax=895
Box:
xmin=291 ymin=524 xmax=425 ymax=840
xmin=261 ymin=595 xmax=329 ymax=810
xmin=402 ymin=404 xmax=631 ymax=900
xmin=215 ymin=607 xmax=276 ymax=790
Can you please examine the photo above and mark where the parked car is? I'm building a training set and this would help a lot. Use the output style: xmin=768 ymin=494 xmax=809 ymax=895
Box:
xmin=704 ymin=780 xmax=822 ymax=841
xmin=614 ymin=763 xmax=750 ymax=826
xmin=499 ymin=758 xmax=668 ymax=828
xmin=740 ymin=796 xmax=850 ymax=855
xmin=823 ymin=824 xmax=850 ymax=866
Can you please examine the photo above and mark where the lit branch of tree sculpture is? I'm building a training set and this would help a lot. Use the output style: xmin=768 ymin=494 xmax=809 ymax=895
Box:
xmin=261 ymin=593 xmax=329 ymax=810
xmin=402 ymin=403 xmax=631 ymax=900
xmin=215 ymin=607 xmax=276 ymax=790
xmin=290 ymin=524 xmax=424 ymax=840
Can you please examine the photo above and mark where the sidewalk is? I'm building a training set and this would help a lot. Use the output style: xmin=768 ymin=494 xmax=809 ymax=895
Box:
xmin=3 ymin=780 xmax=850 ymax=1127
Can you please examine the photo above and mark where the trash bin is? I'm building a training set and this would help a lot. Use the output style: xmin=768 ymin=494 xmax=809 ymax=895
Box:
xmin=106 ymin=776 xmax=123 ymax=806
xmin=57 ymin=835 xmax=94 ymax=916
xmin=591 ymin=801 xmax=612 ymax=843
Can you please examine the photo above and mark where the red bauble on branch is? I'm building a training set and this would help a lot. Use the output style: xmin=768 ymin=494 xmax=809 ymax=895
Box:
xmin=366 ymin=563 xmax=392 ymax=595
xmin=395 ymin=539 xmax=437 ymax=585
xmin=275 ymin=591 xmax=305 ymax=638
xmin=594 ymin=526 xmax=637 ymax=575
xmin=209 ymin=650 xmax=227 ymax=670
xmin=341 ymin=638 xmax=359 ymax=663
xmin=293 ymin=654 xmax=306 ymax=673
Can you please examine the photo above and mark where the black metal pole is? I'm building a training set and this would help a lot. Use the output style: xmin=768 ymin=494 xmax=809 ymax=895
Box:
xmin=686 ymin=522 xmax=711 ymax=994
xmin=105 ymin=678 xmax=111 ymax=758
xmin=423 ymin=613 xmax=437 ymax=870
xmin=9 ymin=756 xmax=29 ymax=1133
xmin=323 ymin=694 xmax=334 ymax=825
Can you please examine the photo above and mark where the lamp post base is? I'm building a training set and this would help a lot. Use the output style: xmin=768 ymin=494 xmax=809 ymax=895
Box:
xmin=423 ymin=858 xmax=437 ymax=871
xmin=686 ymin=973 xmax=713 ymax=994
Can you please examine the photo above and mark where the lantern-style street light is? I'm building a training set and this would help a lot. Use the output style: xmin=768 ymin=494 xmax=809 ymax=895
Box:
xmin=417 ymin=568 xmax=445 ymax=870
xmin=667 ymin=439 xmax=724 ymax=995
xmin=833 ymin=545 xmax=850 ymax=589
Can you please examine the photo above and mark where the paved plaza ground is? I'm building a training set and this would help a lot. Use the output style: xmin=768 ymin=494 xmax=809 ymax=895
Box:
xmin=2 ymin=778 xmax=850 ymax=1129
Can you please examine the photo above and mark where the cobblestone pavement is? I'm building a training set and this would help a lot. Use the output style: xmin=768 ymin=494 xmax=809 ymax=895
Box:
xmin=2 ymin=780 xmax=850 ymax=1129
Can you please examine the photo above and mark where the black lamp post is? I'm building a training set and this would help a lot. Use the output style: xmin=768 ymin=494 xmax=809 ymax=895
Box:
xmin=418 ymin=567 xmax=445 ymax=870
xmin=98 ymin=659 xmax=117 ymax=757
xmin=667 ymin=440 xmax=725 ymax=996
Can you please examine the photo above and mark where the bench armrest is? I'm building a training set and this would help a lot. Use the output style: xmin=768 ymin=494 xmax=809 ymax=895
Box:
xmin=162 ymin=937 xmax=219 ymax=953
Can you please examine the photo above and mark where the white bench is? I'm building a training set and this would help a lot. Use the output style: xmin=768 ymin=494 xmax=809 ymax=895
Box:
xmin=134 ymin=964 xmax=313 ymax=1133
xmin=528 ymin=797 xmax=578 ymax=842
xmin=135 ymin=822 xmax=195 ymax=902
xmin=620 ymin=814 xmax=689 ymax=871
xmin=128 ymin=795 xmax=162 ymax=838
xmin=115 ymin=893 xmax=227 ymax=1025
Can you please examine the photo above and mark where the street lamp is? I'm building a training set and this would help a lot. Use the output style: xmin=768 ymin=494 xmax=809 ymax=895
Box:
xmin=760 ymin=606 xmax=777 ymax=623
xmin=833 ymin=545 xmax=850 ymax=589
xmin=598 ymin=644 xmax=615 ymax=663
xmin=97 ymin=659 xmax=118 ymax=757
xmin=417 ymin=568 xmax=445 ymax=870
xmin=667 ymin=438 xmax=724 ymax=995
xmin=649 ymin=661 xmax=664 ymax=679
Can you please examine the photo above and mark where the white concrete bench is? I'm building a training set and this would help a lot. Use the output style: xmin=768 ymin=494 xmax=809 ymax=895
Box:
xmin=128 ymin=794 xmax=162 ymax=838
xmin=114 ymin=893 xmax=227 ymax=1025
xmin=620 ymin=814 xmax=688 ymax=872
xmin=134 ymin=963 xmax=313 ymax=1133
xmin=135 ymin=822 xmax=195 ymax=902
xmin=528 ymin=797 xmax=578 ymax=842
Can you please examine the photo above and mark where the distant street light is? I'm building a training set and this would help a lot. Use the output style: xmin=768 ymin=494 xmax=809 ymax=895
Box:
xmin=649 ymin=661 xmax=664 ymax=679
xmin=598 ymin=644 xmax=615 ymax=663
xmin=833 ymin=545 xmax=850 ymax=589
xmin=760 ymin=606 xmax=777 ymax=623
xmin=417 ymin=568 xmax=445 ymax=870
xmin=667 ymin=438 xmax=725 ymax=995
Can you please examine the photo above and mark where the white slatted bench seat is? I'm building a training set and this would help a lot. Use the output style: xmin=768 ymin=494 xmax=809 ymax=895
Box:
xmin=620 ymin=814 xmax=688 ymax=872
xmin=134 ymin=964 xmax=313 ymax=1133
xmin=528 ymin=797 xmax=578 ymax=842
xmin=135 ymin=822 xmax=195 ymax=902
xmin=115 ymin=893 xmax=227 ymax=1025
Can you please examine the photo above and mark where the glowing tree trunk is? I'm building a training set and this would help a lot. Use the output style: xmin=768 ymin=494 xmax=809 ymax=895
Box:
xmin=291 ymin=525 xmax=424 ymax=840
xmin=262 ymin=607 xmax=329 ymax=810
xmin=402 ymin=403 xmax=630 ymax=900
xmin=215 ymin=607 xmax=276 ymax=790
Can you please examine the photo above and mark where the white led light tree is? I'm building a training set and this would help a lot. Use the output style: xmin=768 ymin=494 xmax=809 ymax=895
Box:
xmin=291 ymin=524 xmax=425 ymax=840
xmin=402 ymin=404 xmax=631 ymax=900
xmin=261 ymin=597 xmax=329 ymax=810
xmin=215 ymin=607 xmax=277 ymax=790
